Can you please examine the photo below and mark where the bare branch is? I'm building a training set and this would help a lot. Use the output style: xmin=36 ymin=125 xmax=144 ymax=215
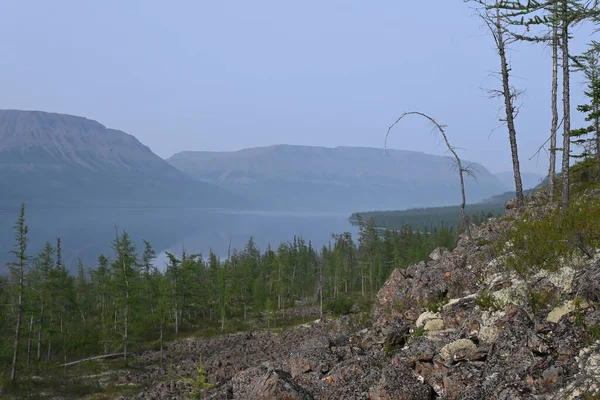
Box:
xmin=385 ymin=111 xmax=473 ymax=239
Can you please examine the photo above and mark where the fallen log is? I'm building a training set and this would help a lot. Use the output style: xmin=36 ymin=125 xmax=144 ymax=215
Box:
xmin=56 ymin=352 xmax=124 ymax=368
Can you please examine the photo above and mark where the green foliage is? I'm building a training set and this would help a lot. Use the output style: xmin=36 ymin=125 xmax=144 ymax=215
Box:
xmin=586 ymin=324 xmax=600 ymax=342
xmin=408 ymin=326 xmax=424 ymax=343
xmin=475 ymin=237 xmax=492 ymax=247
xmin=182 ymin=355 xmax=213 ymax=400
xmin=497 ymin=194 xmax=600 ymax=278
xmin=383 ymin=341 xmax=393 ymax=355
xmin=325 ymin=298 xmax=355 ymax=315
xmin=424 ymin=296 xmax=449 ymax=313
xmin=0 ymin=202 xmax=460 ymax=393
xmin=530 ymin=289 xmax=558 ymax=315
xmin=570 ymin=43 xmax=600 ymax=165
xmin=350 ymin=202 xmax=505 ymax=231
xmin=475 ymin=290 xmax=503 ymax=312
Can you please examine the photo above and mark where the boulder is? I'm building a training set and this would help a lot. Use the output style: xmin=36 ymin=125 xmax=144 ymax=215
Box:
xmin=245 ymin=368 xmax=315 ymax=400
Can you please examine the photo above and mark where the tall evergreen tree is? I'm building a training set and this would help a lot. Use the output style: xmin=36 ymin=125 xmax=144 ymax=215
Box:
xmin=111 ymin=231 xmax=138 ymax=364
xmin=8 ymin=203 xmax=29 ymax=382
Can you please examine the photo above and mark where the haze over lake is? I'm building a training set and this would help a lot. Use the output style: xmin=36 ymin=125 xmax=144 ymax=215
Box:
xmin=0 ymin=206 xmax=358 ymax=272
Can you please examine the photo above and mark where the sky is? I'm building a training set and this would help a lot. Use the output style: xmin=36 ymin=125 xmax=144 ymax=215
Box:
xmin=0 ymin=1 xmax=598 ymax=174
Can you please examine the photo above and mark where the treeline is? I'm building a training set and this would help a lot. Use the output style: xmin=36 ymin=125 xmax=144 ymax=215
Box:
xmin=0 ymin=205 xmax=458 ymax=382
xmin=349 ymin=203 xmax=505 ymax=231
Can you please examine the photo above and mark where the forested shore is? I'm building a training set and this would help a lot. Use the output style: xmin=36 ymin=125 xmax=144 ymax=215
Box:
xmin=0 ymin=204 xmax=458 ymax=383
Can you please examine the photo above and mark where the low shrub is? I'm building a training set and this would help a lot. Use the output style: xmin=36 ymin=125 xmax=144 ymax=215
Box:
xmin=325 ymin=298 xmax=355 ymax=315
xmin=497 ymin=194 xmax=600 ymax=278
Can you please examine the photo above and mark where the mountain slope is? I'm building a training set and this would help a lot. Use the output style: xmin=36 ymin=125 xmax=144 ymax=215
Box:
xmin=0 ymin=110 xmax=244 ymax=209
xmin=167 ymin=145 xmax=508 ymax=212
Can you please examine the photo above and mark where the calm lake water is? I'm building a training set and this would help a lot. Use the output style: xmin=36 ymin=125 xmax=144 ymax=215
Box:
xmin=0 ymin=207 xmax=358 ymax=273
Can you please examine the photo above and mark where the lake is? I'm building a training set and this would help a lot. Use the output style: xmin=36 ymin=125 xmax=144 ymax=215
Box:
xmin=0 ymin=206 xmax=358 ymax=273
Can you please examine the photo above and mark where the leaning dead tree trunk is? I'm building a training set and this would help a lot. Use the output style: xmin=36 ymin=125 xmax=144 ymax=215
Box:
xmin=385 ymin=111 xmax=475 ymax=239
xmin=56 ymin=352 xmax=125 ymax=368
xmin=494 ymin=8 xmax=524 ymax=206
xmin=467 ymin=0 xmax=525 ymax=205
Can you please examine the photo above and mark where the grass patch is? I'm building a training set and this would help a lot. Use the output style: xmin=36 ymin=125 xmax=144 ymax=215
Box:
xmin=496 ymin=193 xmax=600 ymax=278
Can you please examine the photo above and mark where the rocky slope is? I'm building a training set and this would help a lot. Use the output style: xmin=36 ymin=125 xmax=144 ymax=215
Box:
xmin=167 ymin=145 xmax=507 ymax=212
xmin=0 ymin=109 xmax=243 ymax=208
xmin=107 ymin=190 xmax=600 ymax=399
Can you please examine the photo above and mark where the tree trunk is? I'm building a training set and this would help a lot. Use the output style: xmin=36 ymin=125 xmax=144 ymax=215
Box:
xmin=319 ymin=258 xmax=323 ymax=319
xmin=160 ymin=322 xmax=164 ymax=369
xmin=61 ymin=313 xmax=66 ymax=373
xmin=10 ymin=260 xmax=24 ymax=382
xmin=37 ymin=298 xmax=44 ymax=362
xmin=174 ymin=306 xmax=179 ymax=334
xmin=101 ymin=294 xmax=108 ymax=355
xmin=548 ymin=4 xmax=558 ymax=202
xmin=57 ymin=352 xmax=124 ymax=368
xmin=27 ymin=316 xmax=34 ymax=369
xmin=561 ymin=0 xmax=571 ymax=207
xmin=593 ymin=69 xmax=600 ymax=176
xmin=458 ymin=165 xmax=470 ymax=238
xmin=220 ymin=308 xmax=225 ymax=332
xmin=496 ymin=9 xmax=524 ymax=205
xmin=549 ymin=3 xmax=559 ymax=200
xmin=47 ymin=314 xmax=53 ymax=361
xmin=124 ymin=292 xmax=129 ymax=364
xmin=361 ymin=274 xmax=365 ymax=298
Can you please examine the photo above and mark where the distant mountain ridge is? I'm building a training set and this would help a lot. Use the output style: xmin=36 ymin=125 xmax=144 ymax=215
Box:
xmin=168 ymin=145 xmax=508 ymax=212
xmin=494 ymin=171 xmax=545 ymax=191
xmin=0 ymin=109 xmax=244 ymax=209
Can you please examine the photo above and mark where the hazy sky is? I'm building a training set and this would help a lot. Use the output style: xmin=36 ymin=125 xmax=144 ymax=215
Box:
xmin=0 ymin=1 xmax=597 ymax=174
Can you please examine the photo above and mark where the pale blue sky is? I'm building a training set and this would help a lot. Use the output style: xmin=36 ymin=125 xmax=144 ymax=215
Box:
xmin=0 ymin=1 xmax=597 ymax=174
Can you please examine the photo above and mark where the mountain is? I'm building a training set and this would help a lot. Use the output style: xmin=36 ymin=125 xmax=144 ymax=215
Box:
xmin=494 ymin=171 xmax=545 ymax=191
xmin=167 ymin=145 xmax=508 ymax=212
xmin=0 ymin=110 xmax=244 ymax=209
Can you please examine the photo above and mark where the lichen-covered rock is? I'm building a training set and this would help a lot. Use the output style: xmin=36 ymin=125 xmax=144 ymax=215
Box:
xmin=559 ymin=342 xmax=600 ymax=399
xmin=424 ymin=318 xmax=444 ymax=332
xmin=239 ymin=367 xmax=315 ymax=400
xmin=575 ymin=259 xmax=600 ymax=301
xmin=415 ymin=311 xmax=440 ymax=328
xmin=369 ymin=361 xmax=433 ymax=400
xmin=547 ymin=300 xmax=579 ymax=323
xmin=439 ymin=339 xmax=476 ymax=362
xmin=429 ymin=247 xmax=449 ymax=262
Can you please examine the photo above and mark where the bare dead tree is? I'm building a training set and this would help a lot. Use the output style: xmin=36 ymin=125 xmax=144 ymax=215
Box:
xmin=385 ymin=111 xmax=475 ymax=239
xmin=549 ymin=2 xmax=560 ymax=200
xmin=468 ymin=0 xmax=525 ymax=206
xmin=560 ymin=0 xmax=572 ymax=206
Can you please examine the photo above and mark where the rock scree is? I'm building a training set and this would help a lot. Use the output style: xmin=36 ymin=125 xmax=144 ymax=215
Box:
xmin=124 ymin=191 xmax=600 ymax=399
